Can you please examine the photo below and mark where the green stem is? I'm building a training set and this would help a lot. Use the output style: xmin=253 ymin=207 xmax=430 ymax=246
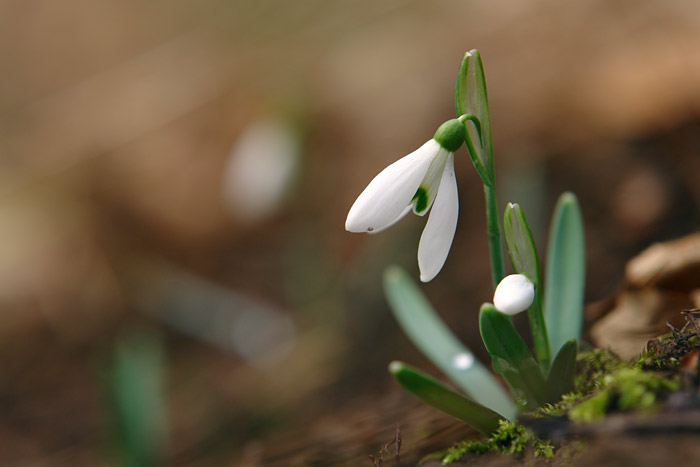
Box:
xmin=459 ymin=115 xmax=490 ymax=185
xmin=458 ymin=113 xmax=482 ymax=136
xmin=484 ymin=183 xmax=505 ymax=289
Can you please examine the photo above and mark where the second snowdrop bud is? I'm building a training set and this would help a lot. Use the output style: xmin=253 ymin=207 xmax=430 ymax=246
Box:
xmin=493 ymin=274 xmax=535 ymax=316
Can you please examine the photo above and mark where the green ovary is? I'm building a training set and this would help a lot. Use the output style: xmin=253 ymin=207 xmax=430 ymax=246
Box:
xmin=412 ymin=186 xmax=429 ymax=213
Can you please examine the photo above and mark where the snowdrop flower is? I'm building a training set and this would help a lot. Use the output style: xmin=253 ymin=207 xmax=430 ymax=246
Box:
xmin=222 ymin=119 xmax=300 ymax=224
xmin=493 ymin=274 xmax=535 ymax=315
xmin=345 ymin=119 xmax=465 ymax=282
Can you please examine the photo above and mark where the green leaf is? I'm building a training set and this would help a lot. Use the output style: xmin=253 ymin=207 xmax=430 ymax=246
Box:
xmin=544 ymin=192 xmax=586 ymax=355
xmin=503 ymin=203 xmax=550 ymax=370
xmin=479 ymin=304 xmax=547 ymax=408
xmin=106 ymin=328 xmax=168 ymax=467
xmin=384 ymin=266 xmax=515 ymax=419
xmin=455 ymin=49 xmax=494 ymax=178
xmin=503 ymin=203 xmax=539 ymax=282
xmin=544 ymin=339 xmax=577 ymax=404
xmin=389 ymin=361 xmax=502 ymax=435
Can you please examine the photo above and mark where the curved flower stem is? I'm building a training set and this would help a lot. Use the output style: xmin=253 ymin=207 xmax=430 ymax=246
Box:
xmin=458 ymin=113 xmax=482 ymax=136
xmin=484 ymin=182 xmax=505 ymax=289
xmin=460 ymin=113 xmax=504 ymax=289
xmin=459 ymin=114 xmax=490 ymax=186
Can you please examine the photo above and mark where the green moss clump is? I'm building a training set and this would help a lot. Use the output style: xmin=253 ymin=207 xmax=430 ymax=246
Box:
xmin=568 ymin=389 xmax=610 ymax=422
xmin=637 ymin=351 xmax=680 ymax=371
xmin=441 ymin=347 xmax=682 ymax=464
xmin=527 ymin=349 xmax=626 ymax=421
xmin=441 ymin=420 xmax=554 ymax=464
xmin=569 ymin=367 xmax=679 ymax=422
xmin=574 ymin=348 xmax=625 ymax=394
xmin=636 ymin=331 xmax=692 ymax=370
xmin=534 ymin=392 xmax=581 ymax=417
xmin=489 ymin=420 xmax=530 ymax=455
xmin=441 ymin=440 xmax=489 ymax=462
xmin=533 ymin=438 xmax=555 ymax=458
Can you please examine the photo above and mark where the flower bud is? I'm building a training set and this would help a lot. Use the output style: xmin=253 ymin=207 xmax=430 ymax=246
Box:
xmin=493 ymin=274 xmax=534 ymax=316
xmin=433 ymin=119 xmax=465 ymax=152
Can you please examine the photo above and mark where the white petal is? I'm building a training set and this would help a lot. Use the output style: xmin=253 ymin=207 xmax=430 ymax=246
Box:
xmin=222 ymin=119 xmax=299 ymax=223
xmin=493 ymin=274 xmax=535 ymax=315
xmin=367 ymin=205 xmax=412 ymax=235
xmin=345 ymin=140 xmax=439 ymax=233
xmin=417 ymin=154 xmax=458 ymax=282
xmin=411 ymin=146 xmax=451 ymax=216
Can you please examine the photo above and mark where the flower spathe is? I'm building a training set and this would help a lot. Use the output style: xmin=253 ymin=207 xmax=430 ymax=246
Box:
xmin=345 ymin=120 xmax=465 ymax=282
xmin=493 ymin=274 xmax=535 ymax=315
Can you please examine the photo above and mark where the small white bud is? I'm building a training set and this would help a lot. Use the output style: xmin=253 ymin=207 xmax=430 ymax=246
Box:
xmin=493 ymin=274 xmax=534 ymax=315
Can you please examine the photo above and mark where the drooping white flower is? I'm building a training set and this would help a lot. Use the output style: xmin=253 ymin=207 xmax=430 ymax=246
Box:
xmin=345 ymin=119 xmax=465 ymax=282
xmin=493 ymin=274 xmax=535 ymax=315
xmin=222 ymin=119 xmax=300 ymax=224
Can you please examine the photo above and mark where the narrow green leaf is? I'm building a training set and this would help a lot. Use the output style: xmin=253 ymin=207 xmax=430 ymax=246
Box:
xmin=544 ymin=192 xmax=586 ymax=355
xmin=479 ymin=304 xmax=547 ymax=408
xmin=503 ymin=203 xmax=539 ymax=281
xmin=544 ymin=339 xmax=577 ymax=404
xmin=389 ymin=361 xmax=502 ymax=435
xmin=384 ymin=266 xmax=515 ymax=419
xmin=107 ymin=328 xmax=168 ymax=467
xmin=503 ymin=203 xmax=550 ymax=370
xmin=455 ymin=49 xmax=494 ymax=177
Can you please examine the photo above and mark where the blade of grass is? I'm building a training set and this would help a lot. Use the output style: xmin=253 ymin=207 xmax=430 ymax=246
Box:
xmin=389 ymin=361 xmax=502 ymax=435
xmin=384 ymin=266 xmax=515 ymax=419
xmin=544 ymin=192 xmax=585 ymax=355
xmin=479 ymin=304 xmax=547 ymax=408
xmin=503 ymin=203 xmax=550 ymax=371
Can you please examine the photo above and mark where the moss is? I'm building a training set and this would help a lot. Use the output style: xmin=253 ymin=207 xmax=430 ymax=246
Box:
xmin=441 ymin=347 xmax=682 ymax=464
xmin=490 ymin=420 xmax=529 ymax=455
xmin=569 ymin=367 xmax=679 ymax=422
xmin=533 ymin=439 xmax=555 ymax=458
xmin=637 ymin=331 xmax=691 ymax=370
xmin=441 ymin=420 xmax=553 ymax=464
xmin=574 ymin=348 xmax=625 ymax=394
xmin=534 ymin=392 xmax=583 ymax=418
xmin=568 ymin=389 xmax=611 ymax=422
xmin=441 ymin=441 xmax=488 ymax=463
xmin=637 ymin=350 xmax=680 ymax=371
xmin=524 ymin=349 xmax=627 ymax=422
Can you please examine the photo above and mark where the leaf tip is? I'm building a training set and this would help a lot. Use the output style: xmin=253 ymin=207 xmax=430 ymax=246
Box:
xmin=558 ymin=191 xmax=579 ymax=207
xmin=383 ymin=265 xmax=403 ymax=283
xmin=388 ymin=360 xmax=405 ymax=375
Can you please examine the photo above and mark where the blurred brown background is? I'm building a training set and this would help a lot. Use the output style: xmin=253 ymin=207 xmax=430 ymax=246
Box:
xmin=1 ymin=0 xmax=700 ymax=465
